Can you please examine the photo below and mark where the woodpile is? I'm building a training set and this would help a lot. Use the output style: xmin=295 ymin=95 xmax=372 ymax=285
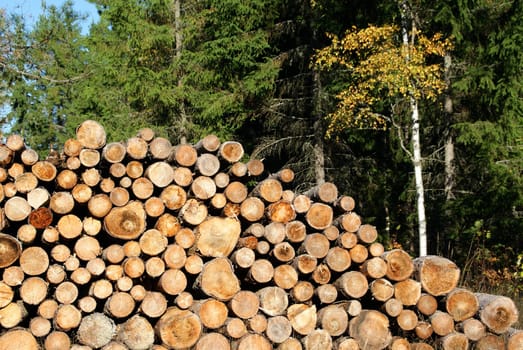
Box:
xmin=0 ymin=120 xmax=519 ymax=349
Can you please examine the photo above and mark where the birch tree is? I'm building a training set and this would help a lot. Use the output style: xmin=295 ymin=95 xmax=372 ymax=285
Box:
xmin=314 ymin=22 xmax=451 ymax=256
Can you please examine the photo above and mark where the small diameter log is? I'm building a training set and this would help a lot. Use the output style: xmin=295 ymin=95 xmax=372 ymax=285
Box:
xmin=195 ymin=153 xmax=221 ymax=176
xmin=225 ymin=317 xmax=248 ymax=339
xmin=394 ymin=279 xmax=421 ymax=306
xmin=4 ymin=196 xmax=31 ymax=221
xmin=2 ymin=266 xmax=24 ymax=287
xmin=118 ymin=315 xmax=155 ymax=350
xmin=196 ymin=216 xmax=241 ymax=258
xmin=277 ymin=337 xmax=303 ymax=350
xmin=76 ymin=119 xmax=106 ymax=149
xmin=304 ymin=182 xmax=338 ymax=203
xmin=229 ymin=290 xmax=260 ymax=319
xmin=172 ymin=144 xmax=198 ymax=167
xmin=370 ymin=278 xmax=395 ymax=302
xmin=267 ymin=200 xmax=296 ymax=223
xmin=396 ymin=309 xmax=418 ymax=331
xmin=149 ymin=137 xmax=172 ymax=159
xmin=180 ymin=198 xmax=208 ymax=225
xmin=415 ymin=321 xmax=433 ymax=340
xmin=257 ymin=286 xmax=289 ymax=316
xmin=57 ymin=214 xmax=83 ymax=239
xmin=293 ymin=194 xmax=312 ymax=214
xmin=104 ymin=201 xmax=146 ymax=240
xmin=292 ymin=254 xmax=317 ymax=275
xmin=0 ymin=329 xmax=39 ymax=350
xmin=20 ymin=246 xmax=49 ymax=275
xmin=475 ymin=334 xmax=506 ymax=350
xmin=219 ymin=141 xmax=244 ymax=163
xmin=349 ymin=310 xmax=392 ymax=350
xmin=315 ymin=284 xmax=338 ymax=304
xmin=291 ymin=281 xmax=315 ymax=303
xmin=105 ymin=292 xmax=136 ymax=319
xmin=191 ymin=176 xmax=217 ymax=200
xmin=287 ymin=303 xmax=317 ymax=335
xmin=195 ymin=333 xmax=231 ymax=350
xmin=0 ymin=282 xmax=13 ymax=308
xmin=335 ymin=271 xmax=369 ymax=299
xmin=30 ymin=316 xmax=52 ymax=337
xmin=382 ymin=298 xmax=403 ymax=317
xmin=360 ymin=256 xmax=387 ymax=279
xmin=248 ymin=259 xmax=274 ymax=284
xmin=357 ymin=224 xmax=378 ymax=244
xmin=254 ymin=178 xmax=283 ymax=203
xmin=145 ymin=161 xmax=174 ymax=188
xmin=32 ymin=160 xmax=57 ymax=182
xmin=79 ymin=149 xmax=101 ymax=167
xmin=55 ymin=304 xmax=82 ymax=331
xmin=430 ymin=310 xmax=455 ymax=337
xmin=476 ymin=293 xmax=519 ymax=334
xmin=299 ymin=233 xmax=330 ymax=259
xmin=305 ymin=203 xmax=333 ymax=230
xmin=273 ymin=264 xmax=298 ymax=290
xmin=413 ymin=255 xmax=460 ymax=296
xmin=77 ymin=313 xmax=116 ymax=349
xmin=417 ymin=293 xmax=438 ymax=316
xmin=55 ymin=281 xmax=79 ymax=304
xmin=195 ymin=134 xmax=221 ymax=152
xmin=126 ymin=137 xmax=149 ymax=160
xmin=382 ymin=249 xmax=414 ymax=282
xmin=173 ymin=166 xmax=193 ymax=187
xmin=196 ymin=258 xmax=240 ymax=301
xmin=28 ymin=207 xmax=53 ymax=229
xmin=155 ymin=307 xmax=202 ymax=349
xmin=265 ymin=316 xmax=292 ymax=344
xmin=240 ymin=197 xmax=265 ymax=222
xmin=27 ymin=186 xmax=50 ymax=208
xmin=456 ymin=318 xmax=486 ymax=341
xmin=272 ymin=242 xmax=296 ymax=263
xmin=103 ymin=142 xmax=127 ymax=163
xmin=318 ymin=304 xmax=349 ymax=337
xmin=15 ymin=172 xmax=38 ymax=193
xmin=438 ymin=332 xmax=469 ymax=350
xmin=137 ymin=127 xmax=155 ymax=141
xmin=337 ymin=212 xmax=361 ymax=232
xmin=445 ymin=288 xmax=479 ymax=321
xmin=231 ymin=247 xmax=255 ymax=269
xmin=140 ymin=291 xmax=168 ymax=318
xmin=193 ymin=299 xmax=228 ymax=329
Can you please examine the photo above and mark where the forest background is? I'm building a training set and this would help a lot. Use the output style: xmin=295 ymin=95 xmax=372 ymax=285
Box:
xmin=1 ymin=0 xmax=521 ymax=315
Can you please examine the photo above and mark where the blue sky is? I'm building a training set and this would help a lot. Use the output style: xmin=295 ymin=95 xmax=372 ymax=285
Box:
xmin=2 ymin=0 xmax=99 ymax=34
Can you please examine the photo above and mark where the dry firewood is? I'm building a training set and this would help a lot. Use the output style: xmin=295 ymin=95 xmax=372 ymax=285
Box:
xmin=349 ymin=310 xmax=392 ymax=350
xmin=156 ymin=307 xmax=202 ymax=349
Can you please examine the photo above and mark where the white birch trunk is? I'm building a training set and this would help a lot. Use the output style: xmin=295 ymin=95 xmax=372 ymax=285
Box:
xmin=400 ymin=1 xmax=427 ymax=256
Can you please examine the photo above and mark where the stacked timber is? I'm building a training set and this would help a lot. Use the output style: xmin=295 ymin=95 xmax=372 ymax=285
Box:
xmin=0 ymin=120 xmax=519 ymax=350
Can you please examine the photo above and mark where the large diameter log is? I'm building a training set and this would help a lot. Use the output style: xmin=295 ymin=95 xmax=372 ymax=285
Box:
xmin=4 ymin=196 xmax=31 ymax=221
xmin=445 ymin=288 xmax=479 ymax=321
xmin=305 ymin=203 xmax=333 ymax=230
xmin=103 ymin=142 xmax=127 ymax=163
xmin=20 ymin=246 xmax=49 ymax=275
xmin=0 ymin=329 xmax=39 ymax=350
xmin=229 ymin=290 xmax=260 ymax=319
xmin=155 ymin=307 xmax=202 ymax=349
xmin=318 ymin=304 xmax=349 ymax=337
xmin=77 ymin=313 xmax=116 ymax=348
xmin=195 ymin=217 xmax=241 ymax=257
xmin=257 ymin=286 xmax=289 ymax=316
xmin=32 ymin=160 xmax=57 ymax=181
xmin=413 ymin=255 xmax=460 ymax=296
xmin=476 ymin=293 xmax=519 ymax=334
xmin=76 ymin=119 xmax=107 ymax=149
xmin=335 ymin=271 xmax=369 ymax=299
xmin=104 ymin=201 xmax=146 ymax=240
xmin=0 ymin=233 xmax=22 ymax=268
xmin=117 ymin=315 xmax=155 ymax=350
xmin=196 ymin=258 xmax=240 ymax=301
xmin=287 ymin=303 xmax=317 ymax=335
xmin=394 ymin=279 xmax=421 ymax=306
xmin=145 ymin=162 xmax=174 ymax=188
xmin=349 ymin=310 xmax=392 ymax=350
xmin=382 ymin=249 xmax=414 ymax=281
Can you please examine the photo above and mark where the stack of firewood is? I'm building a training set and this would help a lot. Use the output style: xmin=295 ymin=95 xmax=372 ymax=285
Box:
xmin=0 ymin=120 xmax=519 ymax=350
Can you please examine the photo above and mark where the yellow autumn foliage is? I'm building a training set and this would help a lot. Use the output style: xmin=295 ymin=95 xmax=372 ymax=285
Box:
xmin=314 ymin=25 xmax=452 ymax=137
